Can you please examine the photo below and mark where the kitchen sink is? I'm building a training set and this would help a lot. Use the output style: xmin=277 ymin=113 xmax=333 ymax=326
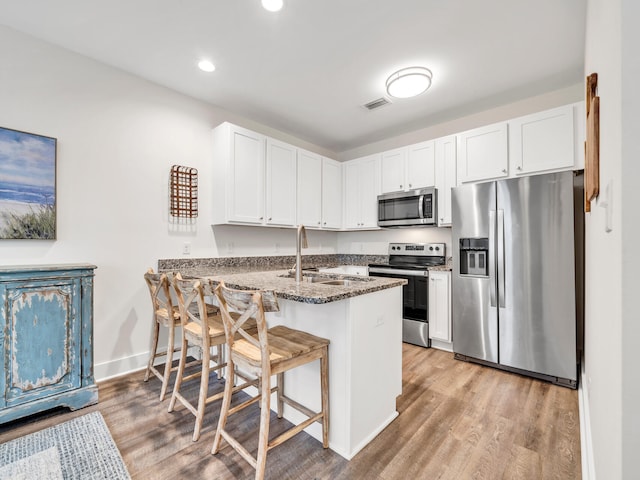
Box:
xmin=318 ymin=279 xmax=353 ymax=286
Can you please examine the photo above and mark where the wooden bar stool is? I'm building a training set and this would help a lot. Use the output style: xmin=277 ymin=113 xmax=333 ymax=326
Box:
xmin=143 ymin=269 xmax=182 ymax=401
xmin=168 ymin=275 xmax=258 ymax=441
xmin=212 ymin=281 xmax=330 ymax=480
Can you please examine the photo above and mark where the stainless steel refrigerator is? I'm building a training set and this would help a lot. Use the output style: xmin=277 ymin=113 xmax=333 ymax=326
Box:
xmin=451 ymin=171 xmax=583 ymax=388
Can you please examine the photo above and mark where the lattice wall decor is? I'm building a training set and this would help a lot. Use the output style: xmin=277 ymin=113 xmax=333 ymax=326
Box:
xmin=170 ymin=165 xmax=198 ymax=218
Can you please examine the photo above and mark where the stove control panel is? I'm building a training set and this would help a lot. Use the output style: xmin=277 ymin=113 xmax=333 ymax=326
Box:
xmin=388 ymin=243 xmax=446 ymax=256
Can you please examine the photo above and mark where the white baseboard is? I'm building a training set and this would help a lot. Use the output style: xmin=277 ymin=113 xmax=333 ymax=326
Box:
xmin=94 ymin=346 xmax=200 ymax=383
xmin=579 ymin=363 xmax=596 ymax=480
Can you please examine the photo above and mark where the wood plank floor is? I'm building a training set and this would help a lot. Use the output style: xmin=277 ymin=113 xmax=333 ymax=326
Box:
xmin=0 ymin=345 xmax=581 ymax=479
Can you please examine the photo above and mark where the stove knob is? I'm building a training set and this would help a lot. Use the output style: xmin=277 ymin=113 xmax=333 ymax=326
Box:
xmin=429 ymin=246 xmax=434 ymax=251
xmin=435 ymin=246 xmax=440 ymax=251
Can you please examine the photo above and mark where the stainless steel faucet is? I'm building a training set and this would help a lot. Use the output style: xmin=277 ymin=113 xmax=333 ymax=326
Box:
xmin=295 ymin=224 xmax=308 ymax=283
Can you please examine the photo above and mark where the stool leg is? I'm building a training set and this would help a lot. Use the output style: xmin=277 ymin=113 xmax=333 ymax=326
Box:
xmin=255 ymin=372 xmax=271 ymax=480
xmin=276 ymin=373 xmax=284 ymax=418
xmin=144 ymin=319 xmax=160 ymax=382
xmin=211 ymin=358 xmax=235 ymax=455
xmin=159 ymin=320 xmax=176 ymax=401
xmin=320 ymin=347 xmax=330 ymax=448
xmin=192 ymin=344 xmax=211 ymax=442
xmin=168 ymin=333 xmax=188 ymax=413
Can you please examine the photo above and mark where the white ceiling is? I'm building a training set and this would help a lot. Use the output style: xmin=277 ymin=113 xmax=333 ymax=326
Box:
xmin=0 ymin=0 xmax=586 ymax=154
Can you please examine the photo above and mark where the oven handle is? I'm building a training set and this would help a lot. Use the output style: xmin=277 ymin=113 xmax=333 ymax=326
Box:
xmin=369 ymin=267 xmax=429 ymax=277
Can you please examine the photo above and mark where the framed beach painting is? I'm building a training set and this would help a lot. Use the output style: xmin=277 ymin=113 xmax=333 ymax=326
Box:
xmin=0 ymin=126 xmax=56 ymax=239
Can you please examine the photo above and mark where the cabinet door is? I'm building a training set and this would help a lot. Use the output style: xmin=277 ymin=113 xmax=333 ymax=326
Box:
xmin=407 ymin=140 xmax=435 ymax=190
xmin=435 ymin=135 xmax=457 ymax=226
xmin=457 ymin=122 xmax=508 ymax=183
xmin=380 ymin=148 xmax=406 ymax=193
xmin=509 ymin=104 xmax=574 ymax=175
xmin=2 ymin=279 xmax=81 ymax=408
xmin=228 ymin=126 xmax=266 ymax=224
xmin=343 ymin=161 xmax=361 ymax=229
xmin=322 ymin=158 xmax=342 ymax=229
xmin=359 ymin=155 xmax=381 ymax=228
xmin=428 ymin=271 xmax=451 ymax=343
xmin=297 ymin=149 xmax=322 ymax=227
xmin=265 ymin=138 xmax=297 ymax=226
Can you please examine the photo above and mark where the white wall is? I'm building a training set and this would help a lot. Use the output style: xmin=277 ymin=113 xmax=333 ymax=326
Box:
xmin=583 ymin=0 xmax=640 ymax=478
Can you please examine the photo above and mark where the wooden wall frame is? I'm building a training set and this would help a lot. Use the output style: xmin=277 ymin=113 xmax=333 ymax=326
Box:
xmin=585 ymin=73 xmax=600 ymax=212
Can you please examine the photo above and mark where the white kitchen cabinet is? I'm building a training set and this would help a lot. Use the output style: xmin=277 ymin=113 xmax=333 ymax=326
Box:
xmin=434 ymin=135 xmax=457 ymax=227
xmin=212 ymin=122 xmax=266 ymax=225
xmin=380 ymin=148 xmax=406 ymax=193
xmin=428 ymin=271 xmax=451 ymax=345
xmin=321 ymin=158 xmax=342 ymax=229
xmin=343 ymin=154 xmax=380 ymax=230
xmin=380 ymin=142 xmax=435 ymax=194
xmin=265 ymin=138 xmax=297 ymax=226
xmin=457 ymin=122 xmax=509 ymax=184
xmin=212 ymin=122 xmax=296 ymax=227
xmin=297 ymin=149 xmax=323 ymax=227
xmin=297 ymin=152 xmax=342 ymax=229
xmin=509 ymin=103 xmax=580 ymax=175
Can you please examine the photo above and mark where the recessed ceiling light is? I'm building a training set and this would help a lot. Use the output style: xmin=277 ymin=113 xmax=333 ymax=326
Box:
xmin=386 ymin=67 xmax=433 ymax=99
xmin=262 ymin=0 xmax=283 ymax=12
xmin=198 ymin=60 xmax=216 ymax=73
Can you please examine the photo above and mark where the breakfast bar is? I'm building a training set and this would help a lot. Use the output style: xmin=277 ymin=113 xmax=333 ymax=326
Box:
xmin=171 ymin=266 xmax=405 ymax=460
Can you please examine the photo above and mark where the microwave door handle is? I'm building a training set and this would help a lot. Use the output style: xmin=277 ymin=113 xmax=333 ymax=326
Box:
xmin=418 ymin=195 xmax=425 ymax=219
xmin=489 ymin=210 xmax=497 ymax=307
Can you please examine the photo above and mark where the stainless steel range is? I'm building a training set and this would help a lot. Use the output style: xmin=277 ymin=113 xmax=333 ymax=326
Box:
xmin=369 ymin=243 xmax=446 ymax=348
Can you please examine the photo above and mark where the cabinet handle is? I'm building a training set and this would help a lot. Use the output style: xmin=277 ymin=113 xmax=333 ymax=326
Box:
xmin=317 ymin=221 xmax=321 ymax=225
xmin=400 ymin=184 xmax=403 ymax=189
xmin=323 ymin=222 xmax=326 ymax=225
xmin=409 ymin=183 xmax=412 ymax=188
xmin=517 ymin=166 xmax=522 ymax=171
xmin=501 ymin=169 xmax=507 ymax=174
xmin=260 ymin=216 xmax=264 ymax=220
xmin=268 ymin=217 xmax=272 ymax=221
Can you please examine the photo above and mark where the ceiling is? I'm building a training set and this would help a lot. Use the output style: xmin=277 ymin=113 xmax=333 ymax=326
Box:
xmin=0 ymin=0 xmax=586 ymax=154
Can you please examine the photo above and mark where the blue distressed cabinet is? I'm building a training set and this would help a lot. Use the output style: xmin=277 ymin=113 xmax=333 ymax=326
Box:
xmin=0 ymin=264 xmax=98 ymax=424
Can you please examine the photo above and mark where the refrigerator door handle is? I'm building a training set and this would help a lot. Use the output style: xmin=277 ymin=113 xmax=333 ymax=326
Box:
xmin=497 ymin=209 xmax=506 ymax=308
xmin=489 ymin=210 xmax=497 ymax=307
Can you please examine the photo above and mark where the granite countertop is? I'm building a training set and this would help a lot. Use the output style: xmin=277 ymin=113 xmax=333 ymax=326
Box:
xmin=177 ymin=268 xmax=406 ymax=305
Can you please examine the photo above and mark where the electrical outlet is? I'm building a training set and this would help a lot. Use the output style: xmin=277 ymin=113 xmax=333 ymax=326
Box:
xmin=182 ymin=242 xmax=191 ymax=255
xmin=227 ymin=242 xmax=234 ymax=254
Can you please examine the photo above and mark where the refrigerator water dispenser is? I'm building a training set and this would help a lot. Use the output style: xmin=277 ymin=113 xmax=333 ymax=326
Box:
xmin=459 ymin=238 xmax=489 ymax=276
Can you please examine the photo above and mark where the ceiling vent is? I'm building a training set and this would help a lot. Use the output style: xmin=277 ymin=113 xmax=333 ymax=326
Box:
xmin=363 ymin=97 xmax=391 ymax=110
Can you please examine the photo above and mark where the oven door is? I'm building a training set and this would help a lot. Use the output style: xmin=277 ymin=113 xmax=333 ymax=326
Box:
xmin=368 ymin=267 xmax=430 ymax=347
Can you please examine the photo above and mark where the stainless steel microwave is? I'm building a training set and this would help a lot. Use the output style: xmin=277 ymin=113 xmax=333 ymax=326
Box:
xmin=377 ymin=187 xmax=437 ymax=227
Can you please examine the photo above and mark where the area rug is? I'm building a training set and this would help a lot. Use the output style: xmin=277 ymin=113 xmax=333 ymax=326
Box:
xmin=0 ymin=411 xmax=131 ymax=480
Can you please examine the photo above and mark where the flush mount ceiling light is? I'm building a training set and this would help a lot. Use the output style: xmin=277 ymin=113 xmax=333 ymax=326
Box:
xmin=385 ymin=67 xmax=433 ymax=99
xmin=262 ymin=0 xmax=283 ymax=12
xmin=198 ymin=60 xmax=216 ymax=72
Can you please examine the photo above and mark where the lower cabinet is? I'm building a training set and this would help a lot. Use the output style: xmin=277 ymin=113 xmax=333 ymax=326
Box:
xmin=428 ymin=271 xmax=452 ymax=347
xmin=0 ymin=264 xmax=98 ymax=424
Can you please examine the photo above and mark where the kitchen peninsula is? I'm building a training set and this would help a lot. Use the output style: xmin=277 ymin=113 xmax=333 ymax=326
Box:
xmin=159 ymin=256 xmax=405 ymax=460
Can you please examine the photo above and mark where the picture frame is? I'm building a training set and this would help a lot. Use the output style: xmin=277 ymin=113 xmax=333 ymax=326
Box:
xmin=0 ymin=126 xmax=57 ymax=239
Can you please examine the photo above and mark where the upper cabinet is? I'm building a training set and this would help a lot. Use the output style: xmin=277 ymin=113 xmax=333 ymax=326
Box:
xmin=380 ymin=141 xmax=435 ymax=194
xmin=265 ymin=138 xmax=297 ymax=226
xmin=322 ymin=158 xmax=343 ymax=229
xmin=509 ymin=103 xmax=582 ymax=176
xmin=434 ymin=135 xmax=457 ymax=227
xmin=212 ymin=123 xmax=266 ymax=225
xmin=457 ymin=122 xmax=509 ymax=184
xmin=456 ymin=102 xmax=585 ymax=185
xmin=297 ymin=151 xmax=342 ymax=229
xmin=212 ymin=122 xmax=296 ymax=227
xmin=343 ymin=154 xmax=380 ymax=230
